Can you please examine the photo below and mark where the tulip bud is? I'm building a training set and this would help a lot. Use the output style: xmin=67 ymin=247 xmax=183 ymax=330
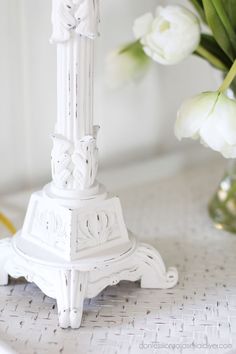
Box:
xmin=105 ymin=42 xmax=150 ymax=89
xmin=133 ymin=5 xmax=201 ymax=65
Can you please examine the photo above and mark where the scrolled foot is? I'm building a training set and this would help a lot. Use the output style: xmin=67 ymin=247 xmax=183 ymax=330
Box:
xmin=58 ymin=309 xmax=70 ymax=329
xmin=70 ymin=307 xmax=83 ymax=329
xmin=56 ymin=270 xmax=87 ymax=329
xmin=165 ymin=267 xmax=178 ymax=287
xmin=135 ymin=243 xmax=178 ymax=289
xmin=58 ymin=308 xmax=83 ymax=329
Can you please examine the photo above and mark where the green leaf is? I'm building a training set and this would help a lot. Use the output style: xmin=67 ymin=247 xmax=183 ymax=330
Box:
xmin=224 ymin=0 xmax=236 ymax=31
xmin=211 ymin=0 xmax=236 ymax=53
xmin=195 ymin=45 xmax=228 ymax=71
xmin=200 ymin=33 xmax=233 ymax=69
xmin=189 ymin=0 xmax=206 ymax=22
xmin=202 ymin=0 xmax=235 ymax=60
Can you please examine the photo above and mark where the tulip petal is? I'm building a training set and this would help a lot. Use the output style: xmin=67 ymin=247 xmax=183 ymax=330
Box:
xmin=213 ymin=94 xmax=236 ymax=145
xmin=133 ymin=13 xmax=154 ymax=39
xmin=221 ymin=144 xmax=236 ymax=158
xmin=175 ymin=92 xmax=218 ymax=140
xmin=199 ymin=113 xmax=226 ymax=152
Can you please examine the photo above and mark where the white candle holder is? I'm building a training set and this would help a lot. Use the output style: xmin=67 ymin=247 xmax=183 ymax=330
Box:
xmin=0 ymin=0 xmax=178 ymax=329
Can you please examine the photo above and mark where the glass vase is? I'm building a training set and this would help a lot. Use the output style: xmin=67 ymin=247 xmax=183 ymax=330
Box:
xmin=208 ymin=160 xmax=236 ymax=233
xmin=208 ymin=82 xmax=236 ymax=234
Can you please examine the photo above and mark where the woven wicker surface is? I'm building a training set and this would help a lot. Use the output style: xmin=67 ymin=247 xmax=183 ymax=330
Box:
xmin=0 ymin=158 xmax=236 ymax=354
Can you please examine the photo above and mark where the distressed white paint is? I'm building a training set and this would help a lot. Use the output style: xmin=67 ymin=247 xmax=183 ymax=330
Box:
xmin=50 ymin=0 xmax=100 ymax=190
xmin=51 ymin=134 xmax=98 ymax=190
xmin=51 ymin=0 xmax=100 ymax=42
xmin=0 ymin=0 xmax=178 ymax=329
xmin=1 ymin=155 xmax=235 ymax=353
xmin=55 ymin=36 xmax=95 ymax=140
xmin=0 ymin=235 xmax=177 ymax=329
xmin=0 ymin=0 xmax=219 ymax=194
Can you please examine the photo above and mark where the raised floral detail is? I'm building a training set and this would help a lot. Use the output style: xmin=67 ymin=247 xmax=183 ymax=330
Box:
xmin=76 ymin=211 xmax=117 ymax=250
xmin=51 ymin=0 xmax=100 ymax=43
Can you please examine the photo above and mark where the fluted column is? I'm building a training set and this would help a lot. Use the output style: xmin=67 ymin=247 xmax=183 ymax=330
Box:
xmin=56 ymin=36 xmax=94 ymax=141
xmin=50 ymin=0 xmax=100 ymax=192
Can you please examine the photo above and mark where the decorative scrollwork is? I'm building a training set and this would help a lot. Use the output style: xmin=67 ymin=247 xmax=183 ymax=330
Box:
xmin=35 ymin=210 xmax=65 ymax=237
xmin=51 ymin=134 xmax=74 ymax=189
xmin=51 ymin=134 xmax=98 ymax=190
xmin=32 ymin=208 xmax=68 ymax=250
xmin=51 ymin=0 xmax=100 ymax=43
xmin=76 ymin=210 xmax=117 ymax=250
xmin=72 ymin=136 xmax=98 ymax=190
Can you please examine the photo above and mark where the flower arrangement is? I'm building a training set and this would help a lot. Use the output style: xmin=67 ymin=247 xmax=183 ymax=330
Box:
xmin=107 ymin=0 xmax=236 ymax=158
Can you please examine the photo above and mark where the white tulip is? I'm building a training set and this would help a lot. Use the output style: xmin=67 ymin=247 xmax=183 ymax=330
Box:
xmin=133 ymin=5 xmax=200 ymax=65
xmin=175 ymin=92 xmax=236 ymax=158
xmin=106 ymin=43 xmax=149 ymax=89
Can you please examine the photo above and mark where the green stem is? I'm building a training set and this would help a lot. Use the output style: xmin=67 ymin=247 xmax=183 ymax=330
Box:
xmin=119 ymin=40 xmax=140 ymax=54
xmin=219 ymin=59 xmax=236 ymax=92
xmin=195 ymin=45 xmax=228 ymax=71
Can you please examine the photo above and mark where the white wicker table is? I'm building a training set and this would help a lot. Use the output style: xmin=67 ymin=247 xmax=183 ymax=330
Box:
xmin=1 ymin=152 xmax=236 ymax=354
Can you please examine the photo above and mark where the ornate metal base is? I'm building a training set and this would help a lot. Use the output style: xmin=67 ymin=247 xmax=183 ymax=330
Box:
xmin=0 ymin=0 xmax=178 ymax=331
xmin=0 ymin=233 xmax=178 ymax=329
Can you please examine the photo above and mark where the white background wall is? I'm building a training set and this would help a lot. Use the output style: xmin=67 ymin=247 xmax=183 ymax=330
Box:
xmin=0 ymin=0 xmax=219 ymax=194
